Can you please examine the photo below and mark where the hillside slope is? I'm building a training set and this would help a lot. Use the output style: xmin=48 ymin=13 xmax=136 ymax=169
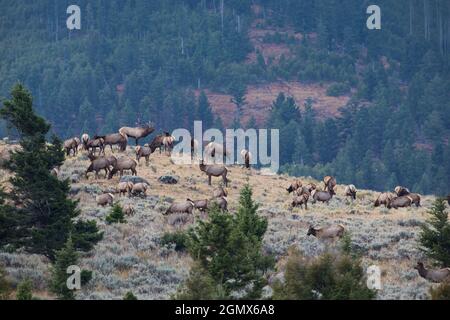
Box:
xmin=0 ymin=143 xmax=437 ymax=300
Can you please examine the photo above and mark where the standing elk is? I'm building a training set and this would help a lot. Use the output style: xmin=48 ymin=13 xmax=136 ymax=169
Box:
xmin=286 ymin=180 xmax=302 ymax=194
xmin=199 ymin=160 xmax=229 ymax=186
xmin=131 ymin=183 xmax=148 ymax=197
xmin=374 ymin=192 xmax=395 ymax=207
xmin=117 ymin=181 xmax=133 ymax=197
xmin=81 ymin=133 xmax=90 ymax=150
xmin=86 ymin=156 xmax=111 ymax=179
xmin=307 ymin=224 xmax=345 ymax=241
xmin=108 ymin=157 xmax=138 ymax=179
xmin=323 ymin=176 xmax=336 ymax=193
xmin=64 ymin=138 xmax=79 ymax=156
xmin=164 ymin=200 xmax=195 ymax=215
xmin=119 ymin=123 xmax=155 ymax=146
xmin=344 ymin=184 xmax=357 ymax=201
xmin=311 ymin=188 xmax=335 ymax=204
xmin=291 ymin=193 xmax=309 ymax=210
xmin=135 ymin=144 xmax=152 ymax=165
xmin=86 ymin=137 xmax=105 ymax=155
xmin=94 ymin=133 xmax=127 ymax=153
xmin=96 ymin=193 xmax=114 ymax=207
xmin=204 ymin=142 xmax=229 ymax=164
xmin=240 ymin=149 xmax=252 ymax=169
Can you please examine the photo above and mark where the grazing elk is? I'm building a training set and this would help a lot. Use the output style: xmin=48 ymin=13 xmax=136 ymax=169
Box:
xmin=108 ymin=157 xmax=138 ymax=179
xmin=199 ymin=160 xmax=229 ymax=186
xmin=374 ymin=192 xmax=395 ymax=207
xmin=123 ymin=204 xmax=135 ymax=216
xmin=117 ymin=181 xmax=133 ymax=197
xmin=307 ymin=224 xmax=345 ymax=241
xmin=164 ymin=200 xmax=195 ymax=215
xmin=135 ymin=144 xmax=152 ymax=165
xmin=323 ymin=176 xmax=336 ymax=193
xmin=344 ymin=184 xmax=357 ymax=201
xmin=387 ymin=195 xmax=413 ymax=209
xmin=286 ymin=180 xmax=302 ymax=194
xmin=64 ymin=138 xmax=79 ymax=156
xmin=94 ymin=133 xmax=127 ymax=153
xmin=86 ymin=156 xmax=111 ymax=179
xmin=187 ymin=198 xmax=209 ymax=212
xmin=131 ymin=183 xmax=148 ymax=197
xmin=81 ymin=133 xmax=90 ymax=150
xmin=96 ymin=193 xmax=114 ymax=207
xmin=394 ymin=186 xmax=410 ymax=197
xmin=240 ymin=149 xmax=252 ymax=169
xmin=119 ymin=123 xmax=155 ymax=146
xmin=311 ymin=189 xmax=335 ymax=204
xmin=415 ymin=262 xmax=450 ymax=283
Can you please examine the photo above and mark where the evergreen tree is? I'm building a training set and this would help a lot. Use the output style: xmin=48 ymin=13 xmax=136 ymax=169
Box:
xmin=197 ymin=91 xmax=214 ymax=129
xmin=419 ymin=198 xmax=450 ymax=266
xmin=106 ymin=203 xmax=127 ymax=224
xmin=0 ymin=84 xmax=102 ymax=261
xmin=123 ymin=291 xmax=138 ymax=300
xmin=16 ymin=278 xmax=33 ymax=300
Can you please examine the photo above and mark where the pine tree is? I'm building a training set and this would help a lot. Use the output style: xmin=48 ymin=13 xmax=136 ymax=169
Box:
xmin=0 ymin=84 xmax=102 ymax=261
xmin=197 ymin=91 xmax=214 ymax=129
xmin=16 ymin=278 xmax=33 ymax=300
xmin=123 ymin=291 xmax=138 ymax=300
xmin=106 ymin=203 xmax=126 ymax=224
xmin=49 ymin=237 xmax=79 ymax=300
xmin=419 ymin=198 xmax=450 ymax=266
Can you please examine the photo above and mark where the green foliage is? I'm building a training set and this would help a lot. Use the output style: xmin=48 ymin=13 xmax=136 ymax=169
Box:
xmin=181 ymin=185 xmax=274 ymax=299
xmin=123 ymin=291 xmax=138 ymax=300
xmin=326 ymin=83 xmax=350 ymax=97
xmin=272 ymin=247 xmax=376 ymax=300
xmin=419 ymin=198 xmax=450 ymax=267
xmin=49 ymin=237 xmax=79 ymax=300
xmin=0 ymin=84 xmax=102 ymax=261
xmin=106 ymin=203 xmax=126 ymax=224
xmin=16 ymin=278 xmax=33 ymax=300
xmin=160 ymin=231 xmax=189 ymax=252
xmin=0 ymin=265 xmax=12 ymax=300
xmin=430 ymin=280 xmax=450 ymax=300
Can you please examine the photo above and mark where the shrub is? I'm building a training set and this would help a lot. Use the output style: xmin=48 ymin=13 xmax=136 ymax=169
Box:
xmin=106 ymin=204 xmax=126 ymax=224
xmin=123 ymin=291 xmax=138 ymax=300
xmin=160 ymin=231 xmax=189 ymax=252
xmin=16 ymin=278 xmax=33 ymax=300
xmin=419 ymin=198 xmax=450 ymax=266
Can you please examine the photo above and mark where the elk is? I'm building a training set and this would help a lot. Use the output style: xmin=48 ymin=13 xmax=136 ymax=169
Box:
xmin=64 ymin=138 xmax=79 ymax=156
xmin=108 ymin=157 xmax=138 ymax=179
xmin=117 ymin=181 xmax=133 ymax=197
xmin=131 ymin=183 xmax=148 ymax=197
xmin=394 ymin=186 xmax=410 ymax=197
xmin=86 ymin=156 xmax=111 ymax=179
xmin=135 ymin=144 xmax=152 ymax=165
xmin=415 ymin=262 xmax=450 ymax=283
xmin=187 ymin=198 xmax=209 ymax=212
xmin=213 ymin=186 xmax=228 ymax=198
xmin=344 ymin=184 xmax=357 ymax=201
xmin=204 ymin=142 xmax=229 ymax=164
xmin=164 ymin=200 xmax=195 ymax=215
xmin=86 ymin=137 xmax=105 ymax=155
xmin=307 ymin=224 xmax=345 ymax=241
xmin=81 ymin=133 xmax=90 ymax=150
xmin=119 ymin=123 xmax=155 ymax=146
xmin=286 ymin=180 xmax=302 ymax=193
xmin=311 ymin=189 xmax=335 ymax=204
xmin=240 ymin=149 xmax=252 ymax=169
xmin=96 ymin=193 xmax=114 ymax=206
xmin=199 ymin=160 xmax=229 ymax=186
xmin=94 ymin=132 xmax=127 ymax=153
xmin=408 ymin=193 xmax=421 ymax=207
xmin=291 ymin=193 xmax=309 ymax=210
xmin=209 ymin=196 xmax=228 ymax=211
xmin=387 ymin=196 xmax=413 ymax=209
xmin=148 ymin=132 xmax=174 ymax=155
xmin=323 ymin=176 xmax=336 ymax=193
xmin=123 ymin=204 xmax=135 ymax=216
xmin=374 ymin=192 xmax=395 ymax=207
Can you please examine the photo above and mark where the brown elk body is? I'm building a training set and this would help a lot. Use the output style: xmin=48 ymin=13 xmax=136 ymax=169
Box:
xmin=199 ymin=161 xmax=228 ymax=186
xmin=307 ymin=224 xmax=345 ymax=240
xmin=415 ymin=262 xmax=450 ymax=283
xmin=108 ymin=157 xmax=138 ymax=179
xmin=119 ymin=124 xmax=155 ymax=146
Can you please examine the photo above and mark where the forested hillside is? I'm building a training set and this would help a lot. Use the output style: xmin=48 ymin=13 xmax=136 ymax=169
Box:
xmin=0 ymin=0 xmax=449 ymax=195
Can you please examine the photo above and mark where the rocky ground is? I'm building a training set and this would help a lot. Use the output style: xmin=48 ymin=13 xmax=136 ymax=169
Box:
xmin=0 ymin=145 xmax=439 ymax=300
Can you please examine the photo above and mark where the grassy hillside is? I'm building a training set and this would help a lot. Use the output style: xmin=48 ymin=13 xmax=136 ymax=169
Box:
xmin=0 ymin=141 xmax=438 ymax=299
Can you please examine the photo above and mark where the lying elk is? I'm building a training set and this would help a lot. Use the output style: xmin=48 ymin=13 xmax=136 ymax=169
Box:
xmin=286 ymin=180 xmax=302 ymax=194
xmin=164 ymin=200 xmax=195 ymax=215
xmin=394 ymin=186 xmax=410 ymax=197
xmin=86 ymin=137 xmax=105 ymax=155
xmin=374 ymin=192 xmax=395 ymax=207
xmin=199 ymin=160 xmax=229 ymax=186
xmin=415 ymin=262 xmax=450 ymax=283
xmin=311 ymin=189 xmax=335 ymax=204
xmin=96 ymin=193 xmax=114 ymax=206
xmin=81 ymin=133 xmax=90 ymax=151
xmin=94 ymin=132 xmax=127 ymax=153
xmin=117 ymin=181 xmax=133 ymax=197
xmin=108 ymin=157 xmax=138 ymax=179
xmin=119 ymin=123 xmax=155 ymax=146
xmin=323 ymin=176 xmax=336 ymax=193
xmin=64 ymin=137 xmax=79 ymax=156
xmin=240 ymin=149 xmax=252 ymax=169
xmin=135 ymin=144 xmax=152 ymax=165
xmin=131 ymin=183 xmax=148 ymax=197
xmin=344 ymin=184 xmax=357 ymax=201
xmin=307 ymin=224 xmax=345 ymax=241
